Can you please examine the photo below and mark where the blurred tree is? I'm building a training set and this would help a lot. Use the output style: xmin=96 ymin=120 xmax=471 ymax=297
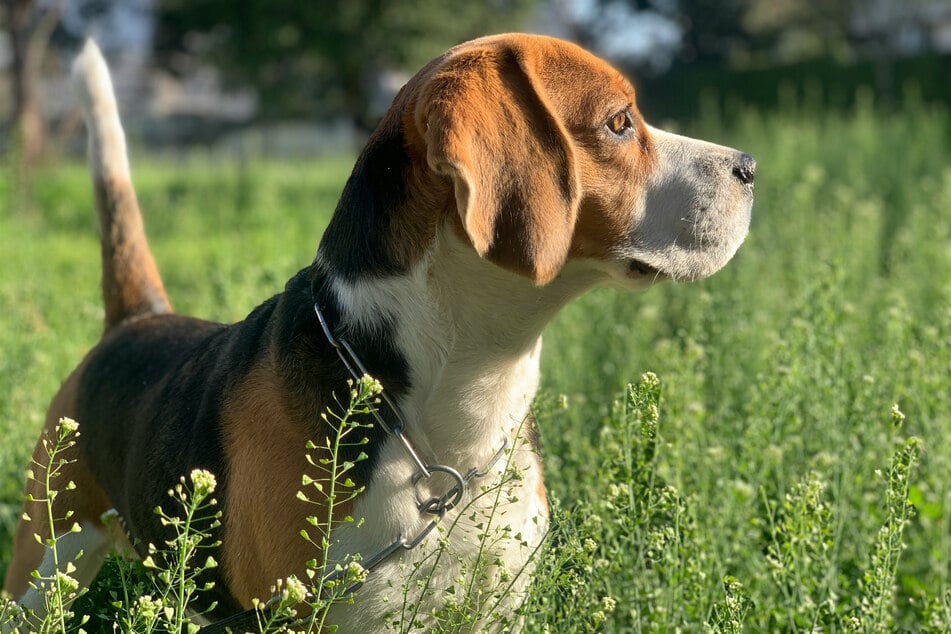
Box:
xmin=738 ymin=0 xmax=855 ymax=64
xmin=569 ymin=0 xmax=893 ymax=70
xmin=1 ymin=0 xmax=61 ymax=169
xmin=558 ymin=0 xmax=683 ymax=74
xmin=154 ymin=0 xmax=536 ymax=130
xmin=675 ymin=0 xmax=750 ymax=63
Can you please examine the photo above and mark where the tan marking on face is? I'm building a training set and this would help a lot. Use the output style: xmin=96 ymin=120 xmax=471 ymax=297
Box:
xmin=398 ymin=34 xmax=752 ymax=286
xmin=220 ymin=364 xmax=355 ymax=608
xmin=568 ymin=112 xmax=658 ymax=263
xmin=439 ymin=35 xmax=659 ymax=269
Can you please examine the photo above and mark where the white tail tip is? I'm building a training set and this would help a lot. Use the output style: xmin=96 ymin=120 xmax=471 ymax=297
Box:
xmin=72 ymin=39 xmax=131 ymax=182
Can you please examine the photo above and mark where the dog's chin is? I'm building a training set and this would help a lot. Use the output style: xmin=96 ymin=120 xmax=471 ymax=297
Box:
xmin=626 ymin=258 xmax=667 ymax=281
xmin=647 ymin=240 xmax=747 ymax=283
xmin=623 ymin=198 xmax=752 ymax=285
xmin=617 ymin=229 xmax=749 ymax=286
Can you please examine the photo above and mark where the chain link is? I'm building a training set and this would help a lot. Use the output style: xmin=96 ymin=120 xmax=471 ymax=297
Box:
xmin=199 ymin=305 xmax=510 ymax=633
xmin=313 ymin=301 xmax=509 ymax=582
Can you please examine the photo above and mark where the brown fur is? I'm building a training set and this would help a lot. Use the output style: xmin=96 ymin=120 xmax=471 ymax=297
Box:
xmin=415 ymin=39 xmax=581 ymax=285
xmin=94 ymin=174 xmax=171 ymax=331
xmin=4 ymin=35 xmax=753 ymax=628
xmin=219 ymin=365 xmax=357 ymax=606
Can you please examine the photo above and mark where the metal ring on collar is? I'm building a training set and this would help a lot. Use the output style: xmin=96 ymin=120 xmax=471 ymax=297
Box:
xmin=413 ymin=464 xmax=466 ymax=513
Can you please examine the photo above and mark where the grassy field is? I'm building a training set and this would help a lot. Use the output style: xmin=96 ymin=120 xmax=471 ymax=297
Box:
xmin=1 ymin=97 xmax=950 ymax=631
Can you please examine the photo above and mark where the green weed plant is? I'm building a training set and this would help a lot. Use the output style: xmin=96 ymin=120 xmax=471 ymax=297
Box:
xmin=2 ymin=96 xmax=950 ymax=631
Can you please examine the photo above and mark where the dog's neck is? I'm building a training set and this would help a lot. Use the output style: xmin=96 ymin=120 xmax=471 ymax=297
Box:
xmin=315 ymin=226 xmax=601 ymax=472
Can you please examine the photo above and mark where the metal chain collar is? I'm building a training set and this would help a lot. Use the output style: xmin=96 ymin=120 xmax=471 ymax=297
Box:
xmin=313 ymin=301 xmax=509 ymax=585
xmin=199 ymin=304 xmax=509 ymax=633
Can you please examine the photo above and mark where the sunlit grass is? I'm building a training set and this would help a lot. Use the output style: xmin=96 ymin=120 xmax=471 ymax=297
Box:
xmin=1 ymin=100 xmax=949 ymax=630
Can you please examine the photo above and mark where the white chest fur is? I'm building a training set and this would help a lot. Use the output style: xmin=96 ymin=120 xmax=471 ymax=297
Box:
xmin=316 ymin=231 xmax=601 ymax=631
xmin=326 ymin=426 xmax=548 ymax=632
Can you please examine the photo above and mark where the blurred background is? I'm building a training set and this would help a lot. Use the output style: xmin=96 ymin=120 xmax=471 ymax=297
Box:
xmin=1 ymin=0 xmax=949 ymax=164
xmin=2 ymin=5 xmax=951 ymax=630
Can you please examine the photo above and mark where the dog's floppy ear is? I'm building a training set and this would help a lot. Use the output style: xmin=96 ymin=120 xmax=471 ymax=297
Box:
xmin=417 ymin=45 xmax=580 ymax=286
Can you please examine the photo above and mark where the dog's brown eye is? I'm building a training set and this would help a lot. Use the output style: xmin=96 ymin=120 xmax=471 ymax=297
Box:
xmin=607 ymin=110 xmax=633 ymax=136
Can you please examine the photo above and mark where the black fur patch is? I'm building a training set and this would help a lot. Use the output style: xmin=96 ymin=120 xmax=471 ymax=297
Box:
xmin=75 ymin=267 xmax=412 ymax=615
xmin=76 ymin=313 xmax=245 ymax=613
xmin=286 ymin=268 xmax=412 ymax=483
xmin=318 ymin=128 xmax=412 ymax=280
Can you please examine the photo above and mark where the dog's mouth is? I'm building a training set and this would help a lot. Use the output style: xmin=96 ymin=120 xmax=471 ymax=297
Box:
xmin=627 ymin=259 xmax=665 ymax=279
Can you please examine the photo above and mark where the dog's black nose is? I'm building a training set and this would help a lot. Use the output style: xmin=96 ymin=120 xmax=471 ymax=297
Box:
xmin=732 ymin=153 xmax=756 ymax=186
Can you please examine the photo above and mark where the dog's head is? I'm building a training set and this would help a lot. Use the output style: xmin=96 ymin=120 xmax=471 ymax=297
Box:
xmin=321 ymin=34 xmax=753 ymax=288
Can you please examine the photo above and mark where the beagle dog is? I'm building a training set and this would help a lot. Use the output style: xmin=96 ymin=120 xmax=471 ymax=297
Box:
xmin=3 ymin=34 xmax=754 ymax=631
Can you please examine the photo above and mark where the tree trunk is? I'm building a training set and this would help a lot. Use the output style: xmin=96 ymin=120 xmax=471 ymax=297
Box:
xmin=3 ymin=0 xmax=60 ymax=170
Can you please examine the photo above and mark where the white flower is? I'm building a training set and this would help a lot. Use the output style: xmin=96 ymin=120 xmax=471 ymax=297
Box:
xmin=345 ymin=560 xmax=368 ymax=585
xmin=283 ymin=575 xmax=309 ymax=604
xmin=641 ymin=372 xmax=660 ymax=389
xmin=890 ymin=403 xmax=906 ymax=428
xmin=190 ymin=469 xmax=217 ymax=497
xmin=135 ymin=595 xmax=164 ymax=620
xmin=359 ymin=375 xmax=384 ymax=396
xmin=58 ymin=417 xmax=79 ymax=434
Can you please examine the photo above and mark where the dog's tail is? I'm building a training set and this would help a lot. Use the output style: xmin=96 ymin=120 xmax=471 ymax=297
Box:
xmin=72 ymin=40 xmax=171 ymax=332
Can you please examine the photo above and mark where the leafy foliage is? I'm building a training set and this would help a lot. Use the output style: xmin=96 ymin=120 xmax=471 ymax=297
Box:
xmin=2 ymin=98 xmax=950 ymax=631
xmin=154 ymin=0 xmax=536 ymax=127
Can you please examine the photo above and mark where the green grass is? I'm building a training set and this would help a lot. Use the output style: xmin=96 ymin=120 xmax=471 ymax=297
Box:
xmin=1 ymin=98 xmax=950 ymax=631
